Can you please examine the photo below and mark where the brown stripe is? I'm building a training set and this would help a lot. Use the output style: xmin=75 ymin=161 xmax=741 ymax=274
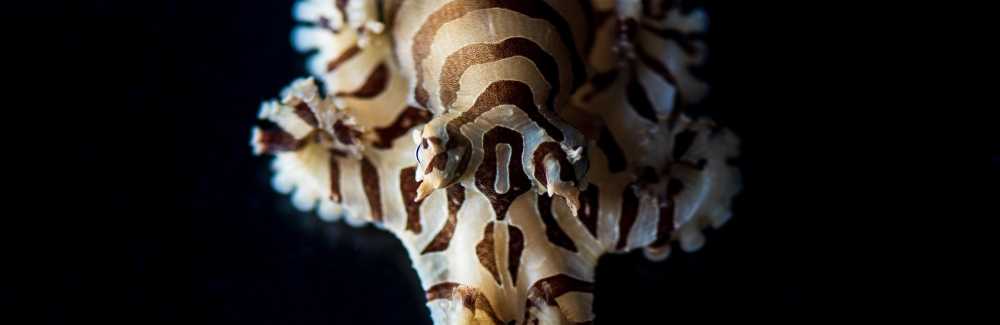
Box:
xmin=581 ymin=69 xmax=618 ymax=101
xmin=636 ymin=45 xmax=679 ymax=85
xmin=332 ymin=120 xmax=360 ymax=145
xmin=616 ymin=16 xmax=638 ymax=45
xmin=426 ymin=81 xmax=545 ymax=188
xmin=667 ymin=178 xmax=684 ymax=196
xmin=531 ymin=142 xmax=577 ymax=188
xmin=529 ymin=274 xmax=594 ymax=305
xmin=536 ymin=194 xmax=578 ymax=252
xmin=672 ymin=130 xmax=697 ymax=160
xmin=507 ymin=224 xmax=525 ymax=285
xmin=593 ymin=9 xmax=614 ymax=27
xmin=639 ymin=166 xmax=661 ymax=184
xmin=475 ymin=222 xmax=501 ymax=284
xmin=672 ymin=79 xmax=686 ymax=116
xmin=382 ymin=0 xmax=403 ymax=28
xmin=640 ymin=22 xmax=699 ymax=55
xmin=474 ymin=126 xmax=531 ymax=220
xmin=410 ymin=0 xmax=587 ymax=108
xmin=651 ymin=177 xmax=683 ymax=247
xmin=615 ymin=186 xmax=640 ymax=250
xmin=326 ymin=45 xmax=361 ymax=72
xmin=459 ymin=286 xmax=477 ymax=310
xmin=577 ymin=0 xmax=595 ymax=52
xmin=400 ymin=167 xmax=422 ymax=234
xmin=576 ymin=184 xmax=600 ymax=238
xmin=465 ymin=288 xmax=505 ymax=325
xmin=421 ymin=184 xmax=465 ymax=254
xmin=425 ymin=282 xmax=460 ymax=301
xmin=335 ymin=0 xmax=349 ymax=22
xmin=626 ymin=77 xmax=658 ymax=122
xmin=360 ymin=157 xmax=383 ymax=222
xmin=649 ymin=198 xmax=676 ymax=248
xmin=421 ymin=138 xmax=447 ymax=176
xmin=255 ymin=129 xmax=303 ymax=154
xmin=293 ymin=102 xmax=319 ymax=128
xmin=373 ymin=106 xmax=432 ymax=149
xmin=439 ymin=37 xmax=563 ymax=118
xmin=337 ymin=63 xmax=388 ymax=98
xmin=596 ymin=127 xmax=626 ymax=173
xmin=329 ymin=149 xmax=349 ymax=158
xmin=523 ymin=273 xmax=595 ymax=325
xmin=641 ymin=0 xmax=677 ymax=20
xmin=329 ymin=154 xmax=342 ymax=202
xmin=317 ymin=16 xmax=335 ymax=32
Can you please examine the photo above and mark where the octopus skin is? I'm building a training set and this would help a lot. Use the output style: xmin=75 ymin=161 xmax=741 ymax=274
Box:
xmin=250 ymin=0 xmax=741 ymax=323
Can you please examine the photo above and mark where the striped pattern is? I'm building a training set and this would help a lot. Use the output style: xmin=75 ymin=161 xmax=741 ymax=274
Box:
xmin=251 ymin=1 xmax=742 ymax=324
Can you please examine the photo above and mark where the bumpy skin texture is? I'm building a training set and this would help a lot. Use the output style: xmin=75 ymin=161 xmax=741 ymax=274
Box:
xmin=250 ymin=0 xmax=741 ymax=323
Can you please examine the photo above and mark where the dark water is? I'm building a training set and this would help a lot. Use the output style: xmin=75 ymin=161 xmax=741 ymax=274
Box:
xmin=4 ymin=0 xmax=993 ymax=323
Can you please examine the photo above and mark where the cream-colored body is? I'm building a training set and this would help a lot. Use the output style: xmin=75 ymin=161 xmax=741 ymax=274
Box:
xmin=251 ymin=1 xmax=741 ymax=323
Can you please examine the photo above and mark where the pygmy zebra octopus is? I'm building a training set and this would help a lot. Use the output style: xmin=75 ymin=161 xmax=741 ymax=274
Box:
xmin=250 ymin=0 xmax=742 ymax=323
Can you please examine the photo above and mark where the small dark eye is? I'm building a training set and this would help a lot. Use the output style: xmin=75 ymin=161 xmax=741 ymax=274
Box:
xmin=415 ymin=147 xmax=421 ymax=164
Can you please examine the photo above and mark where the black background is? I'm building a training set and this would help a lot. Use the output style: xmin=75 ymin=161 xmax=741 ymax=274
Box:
xmin=4 ymin=0 xmax=994 ymax=323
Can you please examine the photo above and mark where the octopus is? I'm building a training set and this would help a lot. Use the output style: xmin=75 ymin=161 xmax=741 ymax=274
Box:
xmin=250 ymin=0 xmax=741 ymax=323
